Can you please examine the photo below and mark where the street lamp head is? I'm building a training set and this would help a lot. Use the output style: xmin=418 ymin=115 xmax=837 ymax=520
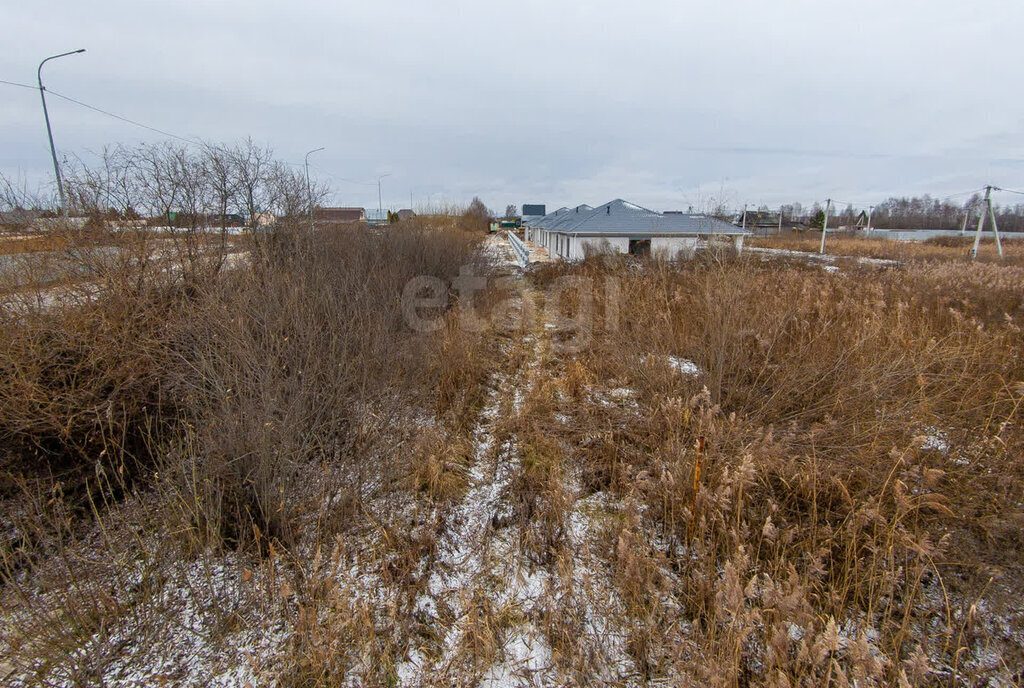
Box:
xmin=74 ymin=49 xmax=86 ymax=54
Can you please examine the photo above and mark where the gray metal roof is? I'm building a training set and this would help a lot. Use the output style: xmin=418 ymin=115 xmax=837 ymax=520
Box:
xmin=528 ymin=199 xmax=746 ymax=236
xmin=544 ymin=205 xmax=594 ymax=231
xmin=529 ymin=204 xmax=594 ymax=230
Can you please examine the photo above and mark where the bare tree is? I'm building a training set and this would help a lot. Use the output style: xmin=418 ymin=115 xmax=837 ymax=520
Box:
xmin=460 ymin=196 xmax=492 ymax=233
xmin=135 ymin=142 xmax=182 ymax=228
xmin=230 ymin=138 xmax=275 ymax=232
xmin=203 ymin=144 xmax=240 ymax=233
xmin=267 ymin=161 xmax=328 ymax=226
xmin=0 ymin=173 xmax=47 ymax=229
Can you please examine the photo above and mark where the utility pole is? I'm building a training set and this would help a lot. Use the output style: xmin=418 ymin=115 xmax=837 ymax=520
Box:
xmin=778 ymin=206 xmax=783 ymax=235
xmin=741 ymin=203 xmax=747 ymax=232
xmin=971 ymin=186 xmax=1003 ymax=259
xmin=304 ymin=147 xmax=324 ymax=233
xmin=819 ymin=198 xmax=832 ymax=254
xmin=38 ymin=49 xmax=86 ymax=217
xmin=377 ymin=173 xmax=392 ymax=221
xmin=867 ymin=205 xmax=874 ymax=232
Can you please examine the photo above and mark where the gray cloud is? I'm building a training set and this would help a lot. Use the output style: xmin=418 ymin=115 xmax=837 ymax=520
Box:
xmin=4 ymin=0 xmax=1024 ymax=212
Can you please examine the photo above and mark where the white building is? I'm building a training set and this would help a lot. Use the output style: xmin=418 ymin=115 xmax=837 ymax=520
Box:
xmin=524 ymin=199 xmax=748 ymax=261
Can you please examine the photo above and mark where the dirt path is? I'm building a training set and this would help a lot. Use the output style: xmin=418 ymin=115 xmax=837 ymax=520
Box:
xmin=398 ymin=246 xmax=636 ymax=686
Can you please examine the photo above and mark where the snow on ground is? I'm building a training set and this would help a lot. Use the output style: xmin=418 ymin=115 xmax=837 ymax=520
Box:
xmin=398 ymin=281 xmax=557 ymax=684
xmin=398 ymin=278 xmax=648 ymax=685
xmin=666 ymin=355 xmax=701 ymax=377
xmin=5 ymin=553 xmax=287 ymax=687
xmin=483 ymin=234 xmax=522 ymax=270
xmin=916 ymin=426 xmax=951 ymax=453
xmin=747 ymin=246 xmax=899 ymax=267
xmin=560 ymin=492 xmax=636 ymax=681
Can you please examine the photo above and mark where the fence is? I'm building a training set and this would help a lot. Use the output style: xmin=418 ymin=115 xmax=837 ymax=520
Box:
xmin=507 ymin=230 xmax=529 ymax=267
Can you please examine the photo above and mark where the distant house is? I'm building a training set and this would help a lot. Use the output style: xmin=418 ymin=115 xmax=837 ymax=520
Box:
xmin=314 ymin=207 xmax=366 ymax=226
xmin=522 ymin=204 xmax=546 ymax=225
xmin=252 ymin=212 xmax=276 ymax=227
xmin=365 ymin=209 xmax=389 ymax=226
xmin=0 ymin=209 xmax=38 ymax=230
xmin=396 ymin=208 xmax=416 ymax=221
xmin=524 ymin=199 xmax=748 ymax=261
xmin=736 ymin=209 xmax=782 ymax=234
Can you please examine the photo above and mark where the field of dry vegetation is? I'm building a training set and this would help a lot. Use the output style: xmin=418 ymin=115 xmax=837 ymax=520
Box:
xmin=749 ymin=232 xmax=1024 ymax=266
xmin=1 ymin=223 xmax=1022 ymax=686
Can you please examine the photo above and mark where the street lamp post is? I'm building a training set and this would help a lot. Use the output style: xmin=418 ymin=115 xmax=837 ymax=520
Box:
xmin=377 ymin=173 xmax=391 ymax=222
xmin=38 ymin=49 xmax=85 ymax=216
xmin=304 ymin=147 xmax=325 ymax=232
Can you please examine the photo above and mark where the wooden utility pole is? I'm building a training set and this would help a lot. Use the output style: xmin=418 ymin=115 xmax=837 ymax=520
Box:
xmin=971 ymin=186 xmax=1004 ymax=259
xmin=819 ymin=198 xmax=832 ymax=254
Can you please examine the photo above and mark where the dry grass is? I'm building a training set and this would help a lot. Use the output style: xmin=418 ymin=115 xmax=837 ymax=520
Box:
xmin=750 ymin=231 xmax=1024 ymax=265
xmin=529 ymin=253 xmax=1024 ymax=684
xmin=2 ymin=228 xmax=1022 ymax=685
xmin=0 ymin=234 xmax=71 ymax=255
xmin=0 ymin=217 xmax=501 ymax=684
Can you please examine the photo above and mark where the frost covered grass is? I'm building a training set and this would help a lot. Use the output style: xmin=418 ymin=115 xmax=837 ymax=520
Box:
xmin=1 ymin=229 xmax=1022 ymax=685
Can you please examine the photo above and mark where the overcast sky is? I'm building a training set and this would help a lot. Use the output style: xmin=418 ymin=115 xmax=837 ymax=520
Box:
xmin=4 ymin=0 xmax=1024 ymax=213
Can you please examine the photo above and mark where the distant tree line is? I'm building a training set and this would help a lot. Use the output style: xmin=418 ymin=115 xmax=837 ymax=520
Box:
xmin=778 ymin=194 xmax=1024 ymax=232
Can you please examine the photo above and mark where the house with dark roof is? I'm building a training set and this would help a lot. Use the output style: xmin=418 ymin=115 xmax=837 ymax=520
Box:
xmin=314 ymin=207 xmax=365 ymax=225
xmin=524 ymin=199 xmax=747 ymax=261
xmin=736 ymin=209 xmax=782 ymax=234
xmin=521 ymin=204 xmax=547 ymax=225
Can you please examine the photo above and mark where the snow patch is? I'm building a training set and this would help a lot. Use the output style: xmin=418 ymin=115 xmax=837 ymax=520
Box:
xmin=667 ymin=356 xmax=701 ymax=376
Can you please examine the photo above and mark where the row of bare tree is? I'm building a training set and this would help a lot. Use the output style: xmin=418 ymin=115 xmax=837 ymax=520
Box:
xmin=1 ymin=139 xmax=331 ymax=233
xmin=777 ymin=194 xmax=1024 ymax=232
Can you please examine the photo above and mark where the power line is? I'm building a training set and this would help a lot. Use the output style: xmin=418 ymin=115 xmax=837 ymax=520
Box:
xmin=821 ymin=187 xmax=988 ymax=210
xmin=0 ymin=79 xmax=36 ymax=90
xmin=0 ymin=80 xmax=374 ymax=192
xmin=47 ymin=89 xmax=204 ymax=146
xmin=0 ymin=79 xmax=326 ymax=174
xmin=309 ymin=163 xmax=376 ymax=186
xmin=2 ymin=77 xmax=204 ymax=146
